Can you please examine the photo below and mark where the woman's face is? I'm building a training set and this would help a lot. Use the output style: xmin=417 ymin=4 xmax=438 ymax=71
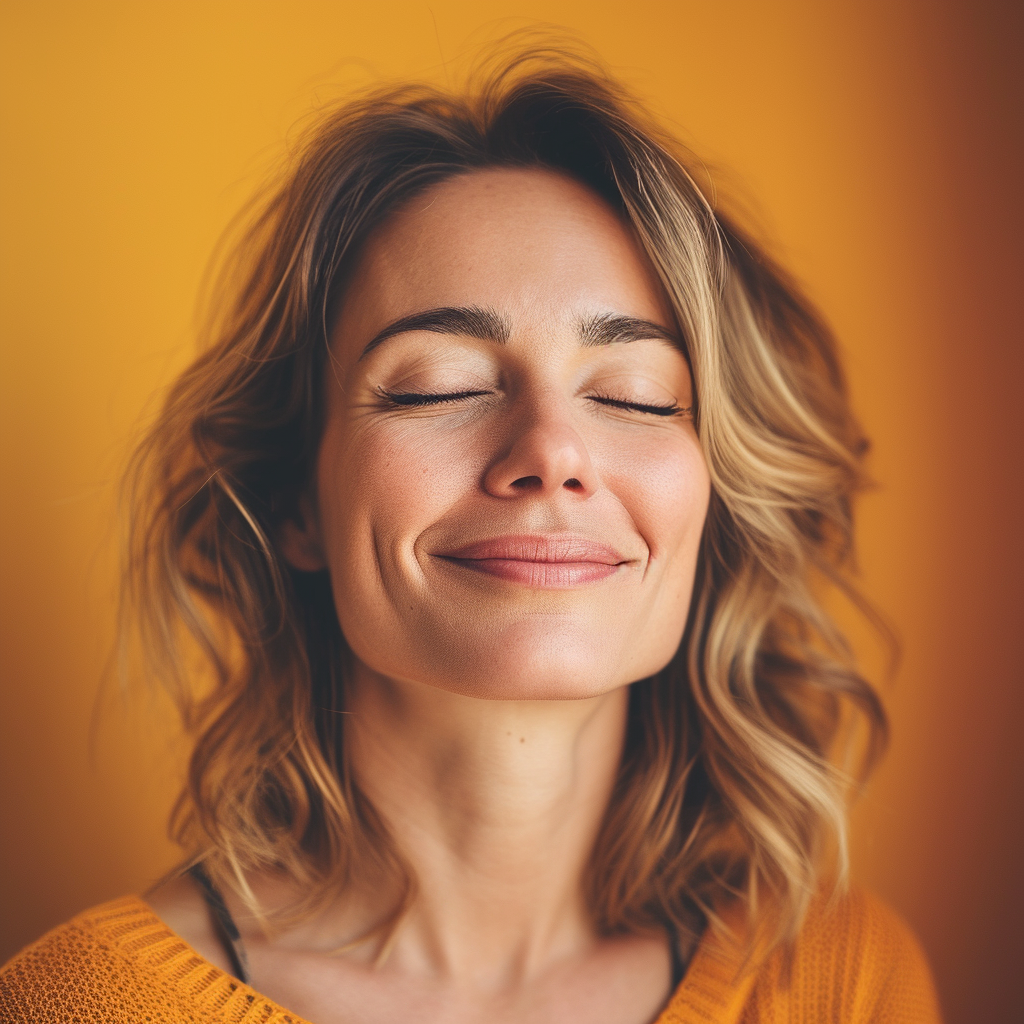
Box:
xmin=287 ymin=168 xmax=710 ymax=700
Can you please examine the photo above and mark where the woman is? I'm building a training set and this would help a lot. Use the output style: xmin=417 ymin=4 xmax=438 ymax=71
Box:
xmin=0 ymin=47 xmax=941 ymax=1022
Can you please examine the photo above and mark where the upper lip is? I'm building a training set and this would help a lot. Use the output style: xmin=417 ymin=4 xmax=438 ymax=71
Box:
xmin=436 ymin=534 xmax=629 ymax=564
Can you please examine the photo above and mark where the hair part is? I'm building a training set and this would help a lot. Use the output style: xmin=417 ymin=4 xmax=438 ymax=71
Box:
xmin=122 ymin=42 xmax=887 ymax=960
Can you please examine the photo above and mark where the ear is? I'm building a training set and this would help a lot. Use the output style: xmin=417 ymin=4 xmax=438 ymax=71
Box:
xmin=277 ymin=493 xmax=328 ymax=572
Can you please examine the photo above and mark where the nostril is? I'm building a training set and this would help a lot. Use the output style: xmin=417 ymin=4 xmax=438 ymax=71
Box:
xmin=563 ymin=478 xmax=582 ymax=490
xmin=511 ymin=475 xmax=543 ymax=491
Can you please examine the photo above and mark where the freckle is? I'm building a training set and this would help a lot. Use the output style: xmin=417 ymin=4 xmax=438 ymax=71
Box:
xmin=519 ymin=737 xmax=525 ymax=743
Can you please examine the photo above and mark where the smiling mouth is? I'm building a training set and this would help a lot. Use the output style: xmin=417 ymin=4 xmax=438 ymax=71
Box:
xmin=435 ymin=534 xmax=630 ymax=588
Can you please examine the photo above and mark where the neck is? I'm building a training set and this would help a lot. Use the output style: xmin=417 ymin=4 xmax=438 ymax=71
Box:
xmin=341 ymin=663 xmax=629 ymax=985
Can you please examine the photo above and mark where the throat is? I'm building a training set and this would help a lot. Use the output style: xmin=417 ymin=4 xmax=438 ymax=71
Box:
xmin=337 ymin=663 xmax=631 ymax=983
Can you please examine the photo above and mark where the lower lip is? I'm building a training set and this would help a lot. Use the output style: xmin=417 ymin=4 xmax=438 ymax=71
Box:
xmin=441 ymin=558 xmax=622 ymax=587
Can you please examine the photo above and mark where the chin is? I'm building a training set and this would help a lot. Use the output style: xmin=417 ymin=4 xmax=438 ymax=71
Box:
xmin=433 ymin=670 xmax=616 ymax=703
xmin=412 ymin=618 xmax=676 ymax=702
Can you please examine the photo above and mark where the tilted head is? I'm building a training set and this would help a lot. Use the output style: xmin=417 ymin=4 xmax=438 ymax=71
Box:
xmin=279 ymin=165 xmax=710 ymax=701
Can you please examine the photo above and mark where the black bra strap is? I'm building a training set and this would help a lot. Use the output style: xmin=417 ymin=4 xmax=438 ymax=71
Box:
xmin=186 ymin=862 xmax=686 ymax=996
xmin=187 ymin=863 xmax=251 ymax=985
xmin=668 ymin=928 xmax=687 ymax=990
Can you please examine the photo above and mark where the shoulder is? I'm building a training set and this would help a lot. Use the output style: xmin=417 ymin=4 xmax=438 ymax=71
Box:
xmin=0 ymin=895 xmax=245 ymax=1023
xmin=755 ymin=886 xmax=944 ymax=1023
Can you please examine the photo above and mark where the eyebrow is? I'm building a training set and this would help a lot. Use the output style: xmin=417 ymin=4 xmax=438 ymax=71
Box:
xmin=359 ymin=306 xmax=512 ymax=359
xmin=358 ymin=305 xmax=680 ymax=359
xmin=577 ymin=312 xmax=680 ymax=348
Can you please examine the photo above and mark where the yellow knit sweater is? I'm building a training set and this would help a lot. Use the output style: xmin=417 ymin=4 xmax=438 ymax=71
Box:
xmin=0 ymin=887 xmax=941 ymax=1022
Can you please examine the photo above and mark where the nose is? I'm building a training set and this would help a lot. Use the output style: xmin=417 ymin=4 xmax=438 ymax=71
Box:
xmin=482 ymin=395 xmax=598 ymax=499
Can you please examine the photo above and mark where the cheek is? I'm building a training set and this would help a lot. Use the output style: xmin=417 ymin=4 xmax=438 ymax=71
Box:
xmin=619 ymin=433 xmax=710 ymax=671
xmin=318 ymin=419 xmax=480 ymax=572
xmin=315 ymin=419 xmax=477 ymax=671
xmin=601 ymin=431 xmax=710 ymax=564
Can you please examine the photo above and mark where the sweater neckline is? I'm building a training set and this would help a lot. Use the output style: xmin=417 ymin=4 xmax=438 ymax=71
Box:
xmin=100 ymin=894 xmax=753 ymax=1024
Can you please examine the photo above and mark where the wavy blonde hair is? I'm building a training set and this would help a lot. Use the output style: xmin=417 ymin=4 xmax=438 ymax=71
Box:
xmin=124 ymin=45 xmax=887 ymax=958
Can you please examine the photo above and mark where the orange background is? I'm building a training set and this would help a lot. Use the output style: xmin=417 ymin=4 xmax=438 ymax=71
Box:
xmin=1 ymin=2 xmax=1021 ymax=1021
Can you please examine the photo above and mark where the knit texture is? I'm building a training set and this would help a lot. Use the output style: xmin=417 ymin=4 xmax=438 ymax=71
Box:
xmin=1 ymin=887 xmax=941 ymax=1023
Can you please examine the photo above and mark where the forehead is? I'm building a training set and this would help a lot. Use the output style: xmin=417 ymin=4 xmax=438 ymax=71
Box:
xmin=334 ymin=167 xmax=675 ymax=349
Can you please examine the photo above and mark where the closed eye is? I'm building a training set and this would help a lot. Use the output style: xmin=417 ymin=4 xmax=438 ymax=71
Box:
xmin=588 ymin=395 xmax=689 ymax=417
xmin=376 ymin=387 xmax=689 ymax=417
xmin=377 ymin=387 xmax=493 ymax=406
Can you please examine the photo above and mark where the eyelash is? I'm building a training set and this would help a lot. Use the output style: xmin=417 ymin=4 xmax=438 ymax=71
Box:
xmin=376 ymin=387 xmax=687 ymax=417
xmin=588 ymin=394 xmax=685 ymax=417
xmin=377 ymin=388 xmax=490 ymax=406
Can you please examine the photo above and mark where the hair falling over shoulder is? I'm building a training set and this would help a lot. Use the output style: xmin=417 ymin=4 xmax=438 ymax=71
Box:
xmin=120 ymin=38 xmax=888 ymax=960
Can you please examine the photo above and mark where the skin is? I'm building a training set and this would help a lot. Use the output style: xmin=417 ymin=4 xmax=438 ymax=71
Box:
xmin=149 ymin=167 xmax=711 ymax=1024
